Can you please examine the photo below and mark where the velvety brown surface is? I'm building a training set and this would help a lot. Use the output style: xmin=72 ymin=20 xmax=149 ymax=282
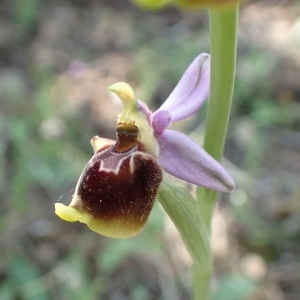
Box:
xmin=74 ymin=146 xmax=163 ymax=225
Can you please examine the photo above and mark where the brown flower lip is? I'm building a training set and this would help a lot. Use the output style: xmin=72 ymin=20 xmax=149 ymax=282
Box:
xmin=55 ymin=119 xmax=163 ymax=238
xmin=73 ymin=149 xmax=163 ymax=236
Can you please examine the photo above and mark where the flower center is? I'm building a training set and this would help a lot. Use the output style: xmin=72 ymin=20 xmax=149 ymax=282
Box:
xmin=108 ymin=82 xmax=159 ymax=157
xmin=114 ymin=122 xmax=139 ymax=153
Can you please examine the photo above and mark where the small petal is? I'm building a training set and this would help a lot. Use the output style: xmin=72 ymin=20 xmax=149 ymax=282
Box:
xmin=157 ymin=130 xmax=235 ymax=192
xmin=151 ymin=110 xmax=172 ymax=135
xmin=153 ymin=53 xmax=210 ymax=124
xmin=91 ymin=136 xmax=115 ymax=153
xmin=137 ymin=100 xmax=151 ymax=119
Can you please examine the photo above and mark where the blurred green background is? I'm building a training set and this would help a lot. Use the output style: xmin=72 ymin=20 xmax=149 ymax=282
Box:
xmin=1 ymin=0 xmax=300 ymax=299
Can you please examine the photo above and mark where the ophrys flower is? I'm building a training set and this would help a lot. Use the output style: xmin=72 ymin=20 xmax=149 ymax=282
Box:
xmin=55 ymin=53 xmax=234 ymax=238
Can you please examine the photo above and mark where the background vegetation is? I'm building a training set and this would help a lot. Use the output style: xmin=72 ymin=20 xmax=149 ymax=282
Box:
xmin=0 ymin=0 xmax=300 ymax=299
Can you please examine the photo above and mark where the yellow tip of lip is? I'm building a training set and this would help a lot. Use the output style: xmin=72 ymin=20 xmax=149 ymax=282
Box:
xmin=54 ymin=203 xmax=144 ymax=238
xmin=54 ymin=203 xmax=81 ymax=222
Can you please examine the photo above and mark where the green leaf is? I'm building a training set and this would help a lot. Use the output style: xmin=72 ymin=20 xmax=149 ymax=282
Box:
xmin=157 ymin=181 xmax=210 ymax=271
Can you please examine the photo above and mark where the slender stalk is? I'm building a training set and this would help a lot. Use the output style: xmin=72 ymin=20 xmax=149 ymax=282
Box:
xmin=199 ymin=3 xmax=239 ymax=235
xmin=193 ymin=5 xmax=239 ymax=300
xmin=204 ymin=5 xmax=239 ymax=163
xmin=192 ymin=262 xmax=212 ymax=300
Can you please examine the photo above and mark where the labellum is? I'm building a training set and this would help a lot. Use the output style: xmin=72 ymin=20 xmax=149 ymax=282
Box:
xmin=55 ymin=116 xmax=163 ymax=238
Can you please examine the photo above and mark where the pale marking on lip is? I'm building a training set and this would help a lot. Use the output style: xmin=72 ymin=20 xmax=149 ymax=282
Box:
xmin=99 ymin=155 xmax=128 ymax=175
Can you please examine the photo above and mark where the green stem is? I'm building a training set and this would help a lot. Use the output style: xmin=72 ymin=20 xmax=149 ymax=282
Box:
xmin=192 ymin=260 xmax=212 ymax=300
xmin=193 ymin=5 xmax=239 ymax=300
xmin=204 ymin=6 xmax=239 ymax=162
xmin=199 ymin=3 xmax=239 ymax=233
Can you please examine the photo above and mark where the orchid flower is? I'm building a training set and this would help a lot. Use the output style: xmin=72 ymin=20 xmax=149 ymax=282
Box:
xmin=55 ymin=53 xmax=235 ymax=238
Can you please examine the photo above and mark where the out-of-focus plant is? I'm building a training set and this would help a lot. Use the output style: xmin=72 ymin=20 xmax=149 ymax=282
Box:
xmin=13 ymin=0 xmax=41 ymax=28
